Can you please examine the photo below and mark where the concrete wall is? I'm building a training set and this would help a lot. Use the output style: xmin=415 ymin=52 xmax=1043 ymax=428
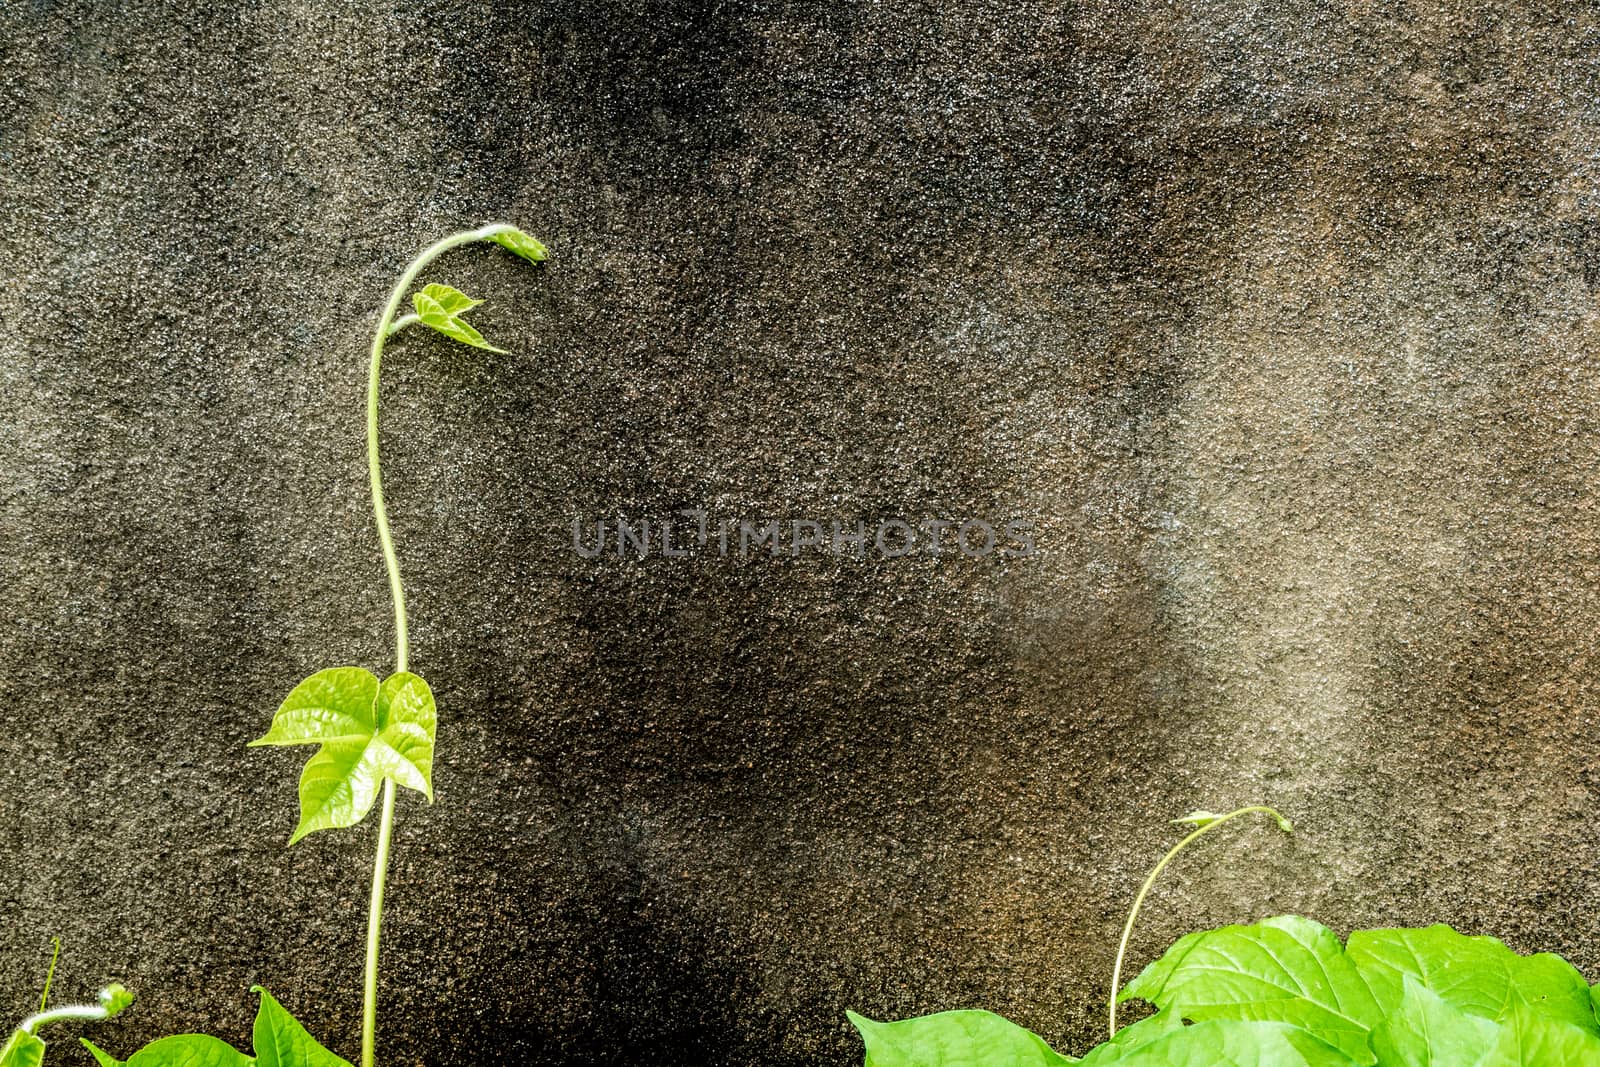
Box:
xmin=4 ymin=1 xmax=1599 ymax=1064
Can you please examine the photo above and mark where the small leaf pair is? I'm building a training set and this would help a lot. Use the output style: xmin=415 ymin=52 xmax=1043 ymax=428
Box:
xmin=251 ymin=667 xmax=437 ymax=844
xmin=412 ymin=283 xmax=504 ymax=352
xmin=83 ymin=988 xmax=347 ymax=1067
xmin=405 ymin=224 xmax=546 ymax=354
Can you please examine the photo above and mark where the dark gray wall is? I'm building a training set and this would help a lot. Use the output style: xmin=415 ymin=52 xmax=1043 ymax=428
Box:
xmin=4 ymin=1 xmax=1600 ymax=1064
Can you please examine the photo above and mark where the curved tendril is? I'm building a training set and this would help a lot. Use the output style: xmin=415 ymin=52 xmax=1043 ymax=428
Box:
xmin=18 ymin=985 xmax=131 ymax=1036
xmin=1107 ymin=805 xmax=1293 ymax=1039
xmin=367 ymin=222 xmax=528 ymax=673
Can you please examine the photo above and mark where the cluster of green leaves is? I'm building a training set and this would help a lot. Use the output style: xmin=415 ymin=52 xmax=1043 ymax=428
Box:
xmin=392 ymin=226 xmax=546 ymax=354
xmin=411 ymin=284 xmax=504 ymax=352
xmin=852 ymin=916 xmax=1600 ymax=1066
xmin=82 ymin=988 xmax=348 ymax=1067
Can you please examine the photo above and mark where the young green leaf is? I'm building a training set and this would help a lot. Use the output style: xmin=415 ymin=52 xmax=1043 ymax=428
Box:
xmin=251 ymin=987 xmax=351 ymax=1067
xmin=1346 ymin=925 xmax=1597 ymax=1036
xmin=80 ymin=1040 xmax=119 ymax=1067
xmin=411 ymin=283 xmax=504 ymax=353
xmin=1077 ymin=1011 xmax=1183 ymax=1065
xmin=1174 ymin=809 xmax=1291 ymax=833
xmin=846 ymin=1010 xmax=1072 ymax=1067
xmin=0 ymin=1032 xmax=45 ymax=1067
xmin=251 ymin=667 xmax=437 ymax=843
xmin=486 ymin=226 xmax=549 ymax=264
xmin=1369 ymin=977 xmax=1502 ymax=1067
xmin=80 ymin=990 xmax=350 ymax=1067
xmin=1170 ymin=811 xmax=1222 ymax=828
xmin=97 ymin=986 xmax=133 ymax=1019
xmin=1111 ymin=1020 xmax=1359 ymax=1066
xmin=1482 ymin=1006 xmax=1600 ymax=1065
xmin=85 ymin=1034 xmax=253 ymax=1067
xmin=1121 ymin=915 xmax=1383 ymax=1065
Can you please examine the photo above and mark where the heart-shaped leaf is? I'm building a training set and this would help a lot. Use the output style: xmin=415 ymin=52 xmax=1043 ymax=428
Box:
xmin=1111 ymin=1020 xmax=1360 ymax=1066
xmin=1347 ymin=925 xmax=1596 ymax=1035
xmin=412 ymin=283 xmax=505 ymax=353
xmin=82 ymin=1034 xmax=252 ymax=1067
xmin=847 ymin=1010 xmax=1072 ymax=1067
xmin=1121 ymin=916 xmax=1384 ymax=1065
xmin=1 ymin=1032 xmax=45 ymax=1067
xmin=251 ymin=987 xmax=351 ymax=1067
xmin=486 ymin=226 xmax=548 ymax=264
xmin=82 ymin=988 xmax=351 ymax=1067
xmin=1079 ymin=1011 xmax=1184 ymax=1065
xmin=251 ymin=667 xmax=437 ymax=844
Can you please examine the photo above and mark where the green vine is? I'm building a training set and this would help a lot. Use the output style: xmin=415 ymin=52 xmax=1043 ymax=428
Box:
xmin=254 ymin=223 xmax=547 ymax=1067
xmin=0 ymin=943 xmax=131 ymax=1067
xmin=1106 ymin=805 xmax=1293 ymax=1038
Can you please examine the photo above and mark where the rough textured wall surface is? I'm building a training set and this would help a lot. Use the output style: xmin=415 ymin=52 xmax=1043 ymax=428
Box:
xmin=3 ymin=1 xmax=1599 ymax=1064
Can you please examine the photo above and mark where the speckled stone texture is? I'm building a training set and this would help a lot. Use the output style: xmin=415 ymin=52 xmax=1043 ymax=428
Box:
xmin=3 ymin=1 xmax=1599 ymax=1064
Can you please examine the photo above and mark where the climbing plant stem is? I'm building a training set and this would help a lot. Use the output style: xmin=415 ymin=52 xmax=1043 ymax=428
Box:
xmin=38 ymin=937 xmax=60 ymax=1013
xmin=361 ymin=223 xmax=522 ymax=1067
xmin=361 ymin=781 xmax=397 ymax=1067
xmin=18 ymin=1002 xmax=112 ymax=1036
xmin=1107 ymin=805 xmax=1292 ymax=1039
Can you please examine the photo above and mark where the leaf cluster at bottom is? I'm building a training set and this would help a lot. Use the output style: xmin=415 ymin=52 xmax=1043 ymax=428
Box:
xmin=851 ymin=916 xmax=1600 ymax=1066
xmin=82 ymin=988 xmax=350 ymax=1067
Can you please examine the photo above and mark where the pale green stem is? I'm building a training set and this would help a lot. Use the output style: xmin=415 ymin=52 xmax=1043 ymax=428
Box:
xmin=1107 ymin=805 xmax=1293 ymax=1039
xmin=361 ymin=781 xmax=397 ymax=1067
xmin=17 ymin=1002 xmax=111 ymax=1036
xmin=368 ymin=223 xmax=519 ymax=676
xmin=1 ymin=1006 xmax=101 ymax=1062
xmin=4 ymin=986 xmax=130 ymax=1066
xmin=361 ymin=223 xmax=521 ymax=1067
xmin=38 ymin=936 xmax=61 ymax=1012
